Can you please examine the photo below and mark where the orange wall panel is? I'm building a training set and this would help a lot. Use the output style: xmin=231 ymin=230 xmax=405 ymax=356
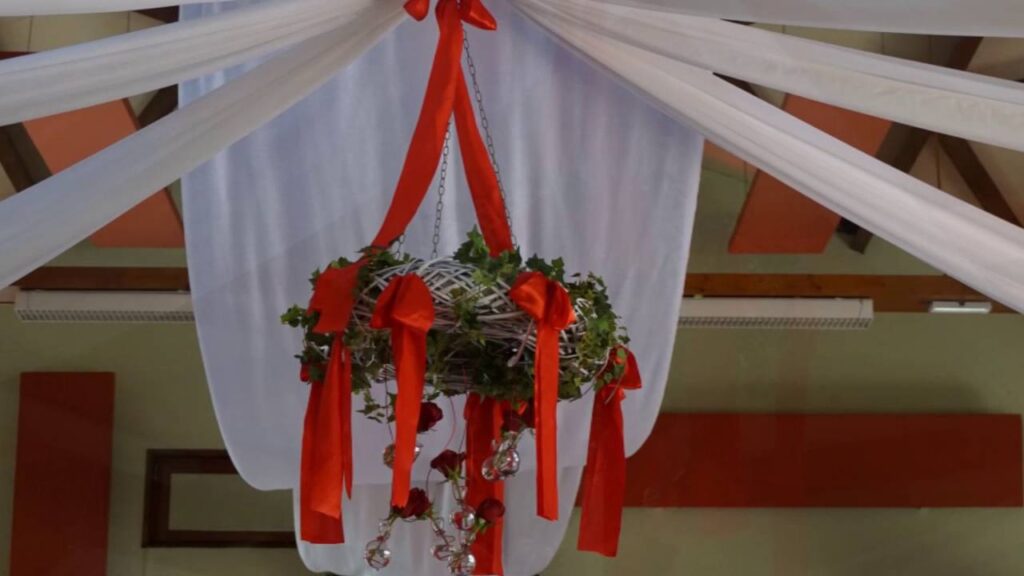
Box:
xmin=10 ymin=373 xmax=115 ymax=576
xmin=625 ymin=413 xmax=1022 ymax=507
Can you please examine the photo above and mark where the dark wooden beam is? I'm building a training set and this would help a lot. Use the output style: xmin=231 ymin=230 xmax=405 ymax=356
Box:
xmin=136 ymin=7 xmax=179 ymax=23
xmin=937 ymin=134 xmax=1021 ymax=226
xmin=715 ymin=74 xmax=757 ymax=96
xmin=14 ymin=267 xmax=190 ymax=291
xmin=684 ymin=273 xmax=1012 ymax=313
xmin=0 ymin=126 xmax=35 ymax=191
xmin=12 ymin=267 xmax=1012 ymax=314
xmin=138 ymin=86 xmax=178 ymax=128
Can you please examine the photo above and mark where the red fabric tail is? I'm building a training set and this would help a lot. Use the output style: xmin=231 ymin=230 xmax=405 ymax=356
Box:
xmin=578 ymin=347 xmax=641 ymax=556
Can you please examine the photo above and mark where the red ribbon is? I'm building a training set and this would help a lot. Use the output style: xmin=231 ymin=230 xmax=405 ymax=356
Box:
xmin=299 ymin=336 xmax=353 ymax=543
xmin=508 ymin=271 xmax=575 ymax=520
xmin=371 ymin=274 xmax=436 ymax=507
xmin=465 ymin=393 xmax=505 ymax=575
xmin=299 ymin=0 xmax=510 ymax=545
xmin=578 ymin=347 xmax=641 ymax=556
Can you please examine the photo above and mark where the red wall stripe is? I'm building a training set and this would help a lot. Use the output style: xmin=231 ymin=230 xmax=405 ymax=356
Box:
xmin=9 ymin=373 xmax=115 ymax=576
xmin=625 ymin=414 xmax=1022 ymax=507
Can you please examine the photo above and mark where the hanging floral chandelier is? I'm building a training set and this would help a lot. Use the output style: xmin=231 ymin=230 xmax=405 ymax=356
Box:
xmin=283 ymin=0 xmax=641 ymax=573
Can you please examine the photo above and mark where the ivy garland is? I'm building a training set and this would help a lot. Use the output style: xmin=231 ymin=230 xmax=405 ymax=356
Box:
xmin=282 ymin=230 xmax=629 ymax=421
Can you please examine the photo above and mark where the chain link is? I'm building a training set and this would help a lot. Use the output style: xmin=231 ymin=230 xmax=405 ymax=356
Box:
xmin=463 ymin=30 xmax=517 ymax=247
xmin=431 ymin=124 xmax=453 ymax=258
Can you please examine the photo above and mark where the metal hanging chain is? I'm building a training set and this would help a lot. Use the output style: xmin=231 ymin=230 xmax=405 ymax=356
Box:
xmin=431 ymin=123 xmax=453 ymax=258
xmin=463 ymin=29 xmax=517 ymax=247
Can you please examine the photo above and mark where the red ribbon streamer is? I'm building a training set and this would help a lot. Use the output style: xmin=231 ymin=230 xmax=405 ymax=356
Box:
xmin=578 ymin=347 xmax=642 ymax=556
xmin=299 ymin=336 xmax=353 ymax=543
xmin=465 ymin=393 xmax=505 ymax=575
xmin=371 ymin=274 xmax=436 ymax=507
xmin=299 ymin=0 xmax=510 ymax=545
xmin=508 ymin=271 xmax=575 ymax=520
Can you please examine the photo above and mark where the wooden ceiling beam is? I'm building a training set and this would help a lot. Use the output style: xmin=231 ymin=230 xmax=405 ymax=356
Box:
xmin=11 ymin=268 xmax=1012 ymax=314
xmin=848 ymin=37 xmax=985 ymax=252
xmin=14 ymin=267 xmax=190 ymax=292
xmin=136 ymin=7 xmax=179 ymax=23
xmin=685 ymin=273 xmax=1012 ymax=313
xmin=138 ymin=86 xmax=178 ymax=128
xmin=937 ymin=134 xmax=1022 ymax=226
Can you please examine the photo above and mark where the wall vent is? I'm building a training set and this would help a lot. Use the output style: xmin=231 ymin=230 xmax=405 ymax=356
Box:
xmin=14 ymin=291 xmax=193 ymax=323
xmin=680 ymin=297 xmax=873 ymax=330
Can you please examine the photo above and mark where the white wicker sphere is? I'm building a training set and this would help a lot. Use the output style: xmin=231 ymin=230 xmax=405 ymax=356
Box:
xmin=347 ymin=258 xmax=600 ymax=389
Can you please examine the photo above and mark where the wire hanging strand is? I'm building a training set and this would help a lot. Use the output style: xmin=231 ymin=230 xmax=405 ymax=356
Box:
xmin=431 ymin=123 xmax=453 ymax=259
xmin=463 ymin=28 xmax=518 ymax=248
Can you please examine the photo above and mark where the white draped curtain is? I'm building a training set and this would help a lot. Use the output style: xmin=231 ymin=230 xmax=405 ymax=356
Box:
xmin=1 ymin=0 xmax=1023 ymax=574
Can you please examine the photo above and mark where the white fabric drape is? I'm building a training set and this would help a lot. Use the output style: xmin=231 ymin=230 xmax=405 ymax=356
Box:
xmin=595 ymin=0 xmax=1024 ymax=36
xmin=181 ymin=0 xmax=701 ymax=488
xmin=516 ymin=0 xmax=1024 ymax=315
xmin=293 ymin=467 xmax=583 ymax=576
xmin=0 ymin=0 xmax=405 ymax=289
xmin=0 ymin=0 xmax=387 ymax=125
xmin=180 ymin=0 xmax=701 ymax=573
xmin=531 ymin=0 xmax=1024 ymax=153
xmin=0 ymin=0 xmax=229 ymax=16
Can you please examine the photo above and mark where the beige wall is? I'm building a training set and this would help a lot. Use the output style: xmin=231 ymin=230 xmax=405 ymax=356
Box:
xmin=0 ymin=307 xmax=306 ymax=576
xmin=548 ymin=313 xmax=1024 ymax=576
xmin=4 ymin=310 xmax=1024 ymax=576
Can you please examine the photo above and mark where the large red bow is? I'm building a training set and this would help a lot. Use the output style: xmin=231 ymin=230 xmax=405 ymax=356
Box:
xmin=508 ymin=271 xmax=575 ymax=520
xmin=371 ymin=274 xmax=435 ymax=507
xmin=578 ymin=347 xmax=641 ymax=556
xmin=299 ymin=335 xmax=353 ymax=543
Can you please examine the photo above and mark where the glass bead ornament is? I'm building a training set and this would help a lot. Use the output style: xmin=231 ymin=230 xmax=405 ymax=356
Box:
xmin=452 ymin=551 xmax=477 ymax=576
xmin=383 ymin=442 xmax=422 ymax=469
xmin=365 ymin=537 xmax=392 ymax=570
xmin=451 ymin=508 xmax=476 ymax=531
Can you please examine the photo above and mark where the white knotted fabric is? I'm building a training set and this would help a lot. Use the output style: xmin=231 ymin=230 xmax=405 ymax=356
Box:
xmin=515 ymin=0 xmax=1024 ymax=315
xmin=592 ymin=0 xmax=1024 ymax=36
xmin=0 ymin=0 xmax=405 ymax=290
xmin=0 ymin=0 xmax=390 ymax=125
xmin=179 ymin=0 xmax=701 ymax=572
xmin=529 ymin=0 xmax=1024 ymax=153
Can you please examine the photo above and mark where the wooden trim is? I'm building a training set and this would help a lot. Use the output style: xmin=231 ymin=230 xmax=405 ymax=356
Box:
xmin=684 ymin=273 xmax=1013 ymax=313
xmin=15 ymin=267 xmax=190 ymax=291
xmin=142 ymin=450 xmax=294 ymax=548
xmin=13 ymin=268 xmax=1013 ymax=313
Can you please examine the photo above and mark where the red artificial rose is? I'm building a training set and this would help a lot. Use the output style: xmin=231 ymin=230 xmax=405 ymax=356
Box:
xmin=299 ymin=362 xmax=325 ymax=384
xmin=476 ymin=498 xmax=505 ymax=523
xmin=299 ymin=363 xmax=311 ymax=383
xmin=393 ymin=488 xmax=431 ymax=519
xmin=503 ymin=402 xmax=535 ymax=433
xmin=417 ymin=402 xmax=444 ymax=433
xmin=430 ymin=449 xmax=465 ymax=478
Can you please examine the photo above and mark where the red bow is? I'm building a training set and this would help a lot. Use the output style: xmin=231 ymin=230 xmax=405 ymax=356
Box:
xmin=371 ymin=274 xmax=435 ymax=507
xmin=465 ymin=394 xmax=506 ymax=574
xmin=508 ymin=271 xmax=575 ymax=520
xmin=299 ymin=336 xmax=353 ymax=543
xmin=578 ymin=347 xmax=641 ymax=556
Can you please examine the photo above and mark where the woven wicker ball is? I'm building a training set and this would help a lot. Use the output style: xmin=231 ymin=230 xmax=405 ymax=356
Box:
xmin=347 ymin=258 xmax=601 ymax=390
